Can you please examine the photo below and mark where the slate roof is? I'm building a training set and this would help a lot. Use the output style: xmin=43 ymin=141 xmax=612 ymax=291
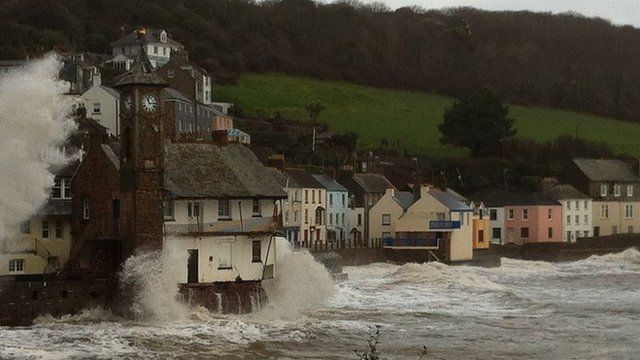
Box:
xmin=228 ymin=128 xmax=250 ymax=137
xmin=544 ymin=184 xmax=590 ymax=200
xmin=394 ymin=191 xmax=416 ymax=210
xmin=429 ymin=189 xmax=472 ymax=211
xmin=283 ymin=168 xmax=324 ymax=189
xmin=111 ymin=29 xmax=184 ymax=48
xmin=471 ymin=192 xmax=560 ymax=207
xmin=573 ymin=159 xmax=640 ymax=182
xmin=41 ymin=199 xmax=72 ymax=216
xmin=164 ymin=87 xmax=191 ymax=102
xmin=100 ymin=85 xmax=120 ymax=99
xmin=164 ymin=143 xmax=286 ymax=199
xmin=352 ymin=173 xmax=395 ymax=194
xmin=312 ymin=174 xmax=348 ymax=192
xmin=114 ymin=47 xmax=167 ymax=87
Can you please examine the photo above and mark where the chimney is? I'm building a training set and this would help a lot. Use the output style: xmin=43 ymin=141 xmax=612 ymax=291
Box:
xmin=420 ymin=185 xmax=430 ymax=199
xmin=385 ymin=188 xmax=395 ymax=197
xmin=93 ymin=71 xmax=101 ymax=86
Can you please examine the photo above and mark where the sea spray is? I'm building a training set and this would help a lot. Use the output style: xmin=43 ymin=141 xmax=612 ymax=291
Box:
xmin=118 ymin=241 xmax=189 ymax=322
xmin=0 ymin=54 xmax=77 ymax=244
xmin=260 ymin=237 xmax=335 ymax=319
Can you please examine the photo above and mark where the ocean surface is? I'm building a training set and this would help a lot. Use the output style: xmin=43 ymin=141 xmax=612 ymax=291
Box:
xmin=1 ymin=248 xmax=639 ymax=359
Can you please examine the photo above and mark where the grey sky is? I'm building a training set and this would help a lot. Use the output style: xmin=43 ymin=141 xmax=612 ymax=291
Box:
xmin=373 ymin=0 xmax=640 ymax=27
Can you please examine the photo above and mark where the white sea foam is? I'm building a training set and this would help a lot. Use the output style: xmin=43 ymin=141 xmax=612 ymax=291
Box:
xmin=0 ymin=54 xmax=77 ymax=244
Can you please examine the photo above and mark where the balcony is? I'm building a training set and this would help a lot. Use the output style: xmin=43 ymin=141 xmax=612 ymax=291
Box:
xmin=165 ymin=216 xmax=280 ymax=235
xmin=429 ymin=220 xmax=461 ymax=230
xmin=382 ymin=238 xmax=440 ymax=249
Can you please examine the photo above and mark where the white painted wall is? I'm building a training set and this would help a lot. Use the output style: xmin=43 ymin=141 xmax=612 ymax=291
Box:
xmin=487 ymin=207 xmax=505 ymax=245
xmin=80 ymin=85 xmax=120 ymax=136
xmin=561 ymin=199 xmax=592 ymax=242
xmin=326 ymin=190 xmax=348 ymax=240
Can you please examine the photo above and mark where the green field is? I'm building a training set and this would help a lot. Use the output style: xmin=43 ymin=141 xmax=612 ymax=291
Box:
xmin=217 ymin=73 xmax=640 ymax=158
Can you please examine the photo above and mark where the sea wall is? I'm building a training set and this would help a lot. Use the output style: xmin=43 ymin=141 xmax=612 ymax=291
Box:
xmin=0 ymin=275 xmax=117 ymax=326
xmin=522 ymin=234 xmax=640 ymax=261
xmin=179 ymin=281 xmax=265 ymax=314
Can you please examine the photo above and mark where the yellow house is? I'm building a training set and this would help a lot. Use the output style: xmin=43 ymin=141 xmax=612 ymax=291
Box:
xmin=368 ymin=188 xmax=416 ymax=244
xmin=0 ymin=197 xmax=72 ymax=276
xmin=392 ymin=186 xmax=474 ymax=262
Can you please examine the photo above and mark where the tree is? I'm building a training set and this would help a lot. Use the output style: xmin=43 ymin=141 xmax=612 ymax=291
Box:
xmin=305 ymin=101 xmax=325 ymax=123
xmin=438 ymin=89 xmax=516 ymax=157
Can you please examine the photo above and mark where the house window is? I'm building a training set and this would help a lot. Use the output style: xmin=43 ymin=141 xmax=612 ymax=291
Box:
xmin=285 ymin=211 xmax=289 ymax=223
xmin=600 ymin=204 xmax=609 ymax=219
xmin=575 ymin=215 xmax=580 ymax=225
xmin=342 ymin=194 xmax=346 ymax=206
xmin=167 ymin=69 xmax=174 ymax=78
xmin=490 ymin=209 xmax=497 ymax=221
xmin=329 ymin=213 xmax=333 ymax=224
xmin=42 ymin=221 xmax=49 ymax=239
xmin=520 ymin=227 xmax=530 ymax=239
xmin=218 ymin=199 xmax=230 ymax=219
xmin=312 ymin=190 xmax=316 ymax=203
xmin=217 ymin=242 xmax=232 ymax=269
xmin=294 ymin=211 xmax=299 ymax=222
xmin=304 ymin=209 xmax=309 ymax=224
xmin=9 ymin=259 xmax=25 ymax=273
xmin=163 ymin=200 xmax=175 ymax=220
xmin=548 ymin=227 xmax=553 ymax=239
xmin=567 ymin=230 xmax=572 ymax=241
xmin=305 ymin=190 xmax=309 ymax=203
xmin=342 ymin=213 xmax=345 ymax=225
xmin=82 ymin=198 xmax=90 ymax=220
xmin=584 ymin=214 xmax=588 ymax=224
xmin=382 ymin=214 xmax=391 ymax=225
xmin=492 ymin=227 xmax=501 ymax=239
xmin=319 ymin=191 xmax=322 ymax=204
xmin=600 ymin=184 xmax=607 ymax=197
xmin=55 ymin=221 xmax=63 ymax=239
xmin=614 ymin=184 xmax=621 ymax=197
xmin=20 ymin=221 xmax=30 ymax=234
xmin=547 ymin=208 xmax=552 ymax=220
xmin=567 ymin=201 xmax=571 ymax=211
xmin=566 ymin=215 xmax=571 ymax=225
xmin=508 ymin=209 xmax=514 ymax=220
xmin=627 ymin=185 xmax=634 ymax=197
xmin=92 ymin=102 xmax=101 ymax=114
xmin=252 ymin=199 xmax=261 ymax=216
xmin=154 ymin=46 xmax=158 ymax=54
xmin=252 ymin=240 xmax=261 ymax=263
xmin=52 ymin=177 xmax=62 ymax=198
xmin=357 ymin=214 xmax=362 ymax=226
xmin=478 ymin=230 xmax=485 ymax=242
xmin=583 ymin=200 xmax=588 ymax=210
xmin=329 ymin=194 xmax=333 ymax=206
xmin=522 ymin=209 xmax=529 ymax=220
xmin=625 ymin=204 xmax=634 ymax=219
xmin=382 ymin=232 xmax=392 ymax=239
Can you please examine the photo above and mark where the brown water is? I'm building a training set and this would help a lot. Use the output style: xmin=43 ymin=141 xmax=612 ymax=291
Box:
xmin=1 ymin=248 xmax=639 ymax=359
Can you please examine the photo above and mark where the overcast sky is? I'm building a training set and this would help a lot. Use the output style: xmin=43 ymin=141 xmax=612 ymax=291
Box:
xmin=374 ymin=0 xmax=640 ymax=28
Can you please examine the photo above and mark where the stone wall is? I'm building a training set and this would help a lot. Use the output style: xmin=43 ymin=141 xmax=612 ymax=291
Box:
xmin=0 ymin=276 xmax=117 ymax=326
xmin=179 ymin=281 xmax=266 ymax=314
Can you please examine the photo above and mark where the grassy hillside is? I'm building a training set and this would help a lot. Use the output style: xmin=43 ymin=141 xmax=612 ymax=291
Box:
xmin=217 ymin=73 xmax=640 ymax=158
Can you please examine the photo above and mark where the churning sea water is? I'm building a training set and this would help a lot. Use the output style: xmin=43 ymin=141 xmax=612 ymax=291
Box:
xmin=1 ymin=247 xmax=639 ymax=359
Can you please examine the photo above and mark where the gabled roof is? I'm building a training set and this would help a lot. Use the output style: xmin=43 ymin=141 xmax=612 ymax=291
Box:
xmin=99 ymin=85 xmax=120 ymax=99
xmin=114 ymin=47 xmax=167 ymax=87
xmin=101 ymin=143 xmax=120 ymax=170
xmin=312 ymin=174 xmax=348 ymax=192
xmin=429 ymin=189 xmax=472 ymax=211
xmin=544 ymin=184 xmax=590 ymax=200
xmin=393 ymin=191 xmax=416 ymax=210
xmin=164 ymin=87 xmax=191 ymax=102
xmin=266 ymin=167 xmax=299 ymax=189
xmin=572 ymin=159 xmax=640 ymax=182
xmin=471 ymin=192 xmax=560 ymax=207
xmin=228 ymin=128 xmax=250 ymax=137
xmin=352 ymin=173 xmax=395 ymax=194
xmin=164 ymin=143 xmax=286 ymax=199
xmin=111 ymin=29 xmax=183 ymax=48
xmin=283 ymin=168 xmax=324 ymax=189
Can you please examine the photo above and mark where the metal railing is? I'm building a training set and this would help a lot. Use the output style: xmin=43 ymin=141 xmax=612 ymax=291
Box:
xmin=382 ymin=238 xmax=440 ymax=248
xmin=429 ymin=220 xmax=461 ymax=230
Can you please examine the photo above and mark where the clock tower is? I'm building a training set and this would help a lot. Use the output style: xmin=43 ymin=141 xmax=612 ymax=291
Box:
xmin=114 ymin=47 xmax=168 ymax=257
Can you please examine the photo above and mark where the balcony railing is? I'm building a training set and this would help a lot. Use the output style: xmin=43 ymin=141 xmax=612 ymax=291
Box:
xmin=382 ymin=238 xmax=440 ymax=248
xmin=429 ymin=220 xmax=461 ymax=230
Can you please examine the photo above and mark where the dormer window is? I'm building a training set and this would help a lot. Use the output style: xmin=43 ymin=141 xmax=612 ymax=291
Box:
xmin=160 ymin=31 xmax=167 ymax=43
xmin=600 ymin=184 xmax=607 ymax=197
xmin=614 ymin=184 xmax=621 ymax=197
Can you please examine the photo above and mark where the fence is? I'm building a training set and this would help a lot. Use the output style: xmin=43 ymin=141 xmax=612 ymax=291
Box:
xmin=297 ymin=237 xmax=384 ymax=251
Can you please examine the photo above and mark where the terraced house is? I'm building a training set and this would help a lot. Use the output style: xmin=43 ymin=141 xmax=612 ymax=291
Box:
xmin=312 ymin=174 xmax=349 ymax=244
xmin=563 ymin=159 xmax=640 ymax=236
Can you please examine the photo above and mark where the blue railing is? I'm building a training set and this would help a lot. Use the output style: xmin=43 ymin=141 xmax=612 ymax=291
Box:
xmin=382 ymin=238 xmax=440 ymax=248
xmin=429 ymin=220 xmax=461 ymax=230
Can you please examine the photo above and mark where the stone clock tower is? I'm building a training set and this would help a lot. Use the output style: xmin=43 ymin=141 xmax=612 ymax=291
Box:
xmin=114 ymin=47 xmax=168 ymax=257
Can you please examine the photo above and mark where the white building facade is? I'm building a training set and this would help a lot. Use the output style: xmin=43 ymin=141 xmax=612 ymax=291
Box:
xmin=313 ymin=174 xmax=349 ymax=242
xmin=80 ymin=74 xmax=120 ymax=136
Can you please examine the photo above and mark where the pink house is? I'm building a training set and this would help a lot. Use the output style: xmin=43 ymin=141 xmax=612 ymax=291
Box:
xmin=502 ymin=194 xmax=563 ymax=245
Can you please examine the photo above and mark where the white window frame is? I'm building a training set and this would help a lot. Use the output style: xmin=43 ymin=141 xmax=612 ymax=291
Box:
xmin=8 ymin=259 xmax=25 ymax=273
xmin=82 ymin=198 xmax=90 ymax=220
xmin=614 ymin=184 xmax=621 ymax=197
xmin=600 ymin=204 xmax=609 ymax=219
xmin=600 ymin=184 xmax=607 ymax=197
xmin=625 ymin=204 xmax=634 ymax=219
xmin=252 ymin=198 xmax=261 ymax=216
xmin=42 ymin=220 xmax=49 ymax=239
xmin=218 ymin=199 xmax=231 ymax=219
xmin=382 ymin=214 xmax=391 ymax=225
xmin=522 ymin=208 xmax=529 ymax=221
xmin=508 ymin=208 xmax=514 ymax=220
xmin=627 ymin=185 xmax=634 ymax=197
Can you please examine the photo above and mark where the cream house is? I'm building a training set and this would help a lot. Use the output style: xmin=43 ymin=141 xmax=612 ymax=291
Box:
xmin=80 ymin=73 xmax=120 ymax=136
xmin=393 ymin=186 xmax=474 ymax=262
xmin=369 ymin=188 xmax=415 ymax=244
xmin=279 ymin=169 xmax=327 ymax=246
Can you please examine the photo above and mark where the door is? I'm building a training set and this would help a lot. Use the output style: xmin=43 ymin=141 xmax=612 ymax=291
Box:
xmin=187 ymin=249 xmax=199 ymax=283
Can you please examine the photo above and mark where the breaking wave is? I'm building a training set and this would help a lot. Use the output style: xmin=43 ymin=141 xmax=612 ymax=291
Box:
xmin=391 ymin=261 xmax=505 ymax=291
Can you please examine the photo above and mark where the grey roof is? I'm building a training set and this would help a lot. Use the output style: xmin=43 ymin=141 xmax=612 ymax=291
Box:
xmin=312 ymin=174 xmax=348 ymax=192
xmin=100 ymin=85 xmax=120 ymax=99
xmin=265 ymin=168 xmax=299 ymax=189
xmin=164 ymin=87 xmax=191 ymax=102
xmin=228 ymin=128 xmax=250 ymax=137
xmin=42 ymin=199 xmax=72 ymax=216
xmin=352 ymin=173 xmax=395 ymax=194
xmin=114 ymin=47 xmax=167 ymax=87
xmin=471 ymin=192 xmax=560 ymax=207
xmin=283 ymin=168 xmax=324 ymax=189
xmin=111 ymin=29 xmax=183 ymax=48
xmin=101 ymin=143 xmax=120 ymax=170
xmin=393 ymin=191 xmax=416 ymax=210
xmin=573 ymin=159 xmax=640 ymax=182
xmin=429 ymin=189 xmax=472 ymax=211
xmin=164 ymin=143 xmax=286 ymax=198
xmin=544 ymin=184 xmax=590 ymax=200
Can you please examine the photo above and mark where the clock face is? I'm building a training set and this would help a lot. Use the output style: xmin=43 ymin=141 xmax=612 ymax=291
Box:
xmin=142 ymin=94 xmax=158 ymax=112
xmin=123 ymin=95 xmax=133 ymax=111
